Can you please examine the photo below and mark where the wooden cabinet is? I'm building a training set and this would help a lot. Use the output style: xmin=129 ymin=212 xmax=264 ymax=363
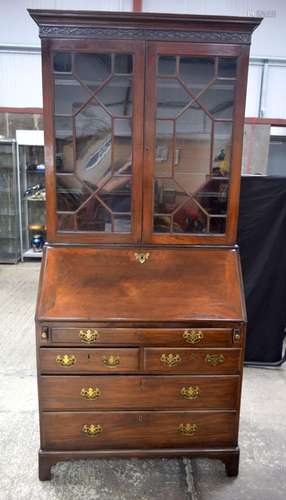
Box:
xmin=29 ymin=9 xmax=261 ymax=481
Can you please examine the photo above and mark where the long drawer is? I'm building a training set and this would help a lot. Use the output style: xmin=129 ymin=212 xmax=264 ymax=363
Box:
xmin=40 ymin=326 xmax=241 ymax=347
xmin=41 ymin=411 xmax=237 ymax=450
xmin=39 ymin=348 xmax=139 ymax=374
xmin=144 ymin=348 xmax=242 ymax=374
xmin=39 ymin=375 xmax=240 ymax=410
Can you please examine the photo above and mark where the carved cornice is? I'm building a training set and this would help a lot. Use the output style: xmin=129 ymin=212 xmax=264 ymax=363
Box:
xmin=39 ymin=25 xmax=251 ymax=44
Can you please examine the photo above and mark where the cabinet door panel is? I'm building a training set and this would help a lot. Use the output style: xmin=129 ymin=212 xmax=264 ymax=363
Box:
xmin=46 ymin=40 xmax=144 ymax=243
xmin=143 ymin=42 xmax=247 ymax=245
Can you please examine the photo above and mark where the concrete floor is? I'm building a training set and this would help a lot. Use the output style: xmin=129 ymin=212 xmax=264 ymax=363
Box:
xmin=0 ymin=262 xmax=285 ymax=500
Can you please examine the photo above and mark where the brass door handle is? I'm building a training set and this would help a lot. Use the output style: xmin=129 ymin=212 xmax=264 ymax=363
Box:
xmin=178 ymin=423 xmax=198 ymax=436
xmin=80 ymin=387 xmax=101 ymax=400
xmin=180 ymin=386 xmax=200 ymax=400
xmin=160 ymin=353 xmax=181 ymax=367
xmin=205 ymin=353 xmax=225 ymax=366
xmin=183 ymin=329 xmax=204 ymax=344
xmin=82 ymin=424 xmax=102 ymax=437
xmin=56 ymin=354 xmax=76 ymax=367
xmin=102 ymin=355 xmax=120 ymax=367
xmin=79 ymin=329 xmax=99 ymax=344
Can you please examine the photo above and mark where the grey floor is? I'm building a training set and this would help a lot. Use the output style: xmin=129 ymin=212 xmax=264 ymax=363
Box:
xmin=0 ymin=262 xmax=285 ymax=500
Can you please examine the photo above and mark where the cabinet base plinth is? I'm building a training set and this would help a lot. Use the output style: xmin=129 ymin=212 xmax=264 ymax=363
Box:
xmin=38 ymin=447 xmax=240 ymax=481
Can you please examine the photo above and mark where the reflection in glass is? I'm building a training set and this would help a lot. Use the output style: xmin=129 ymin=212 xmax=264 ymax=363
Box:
xmin=195 ymin=178 xmax=229 ymax=215
xmin=197 ymin=80 xmax=235 ymax=119
xmin=113 ymin=119 xmax=132 ymax=174
xmin=57 ymin=213 xmax=75 ymax=231
xmin=55 ymin=116 xmax=73 ymax=172
xmin=115 ymin=54 xmax=133 ymax=74
xmin=114 ymin=215 xmax=131 ymax=232
xmin=212 ymin=122 xmax=232 ymax=176
xmin=97 ymin=77 xmax=132 ymax=116
xmin=154 ymin=178 xmax=188 ymax=214
xmin=153 ymin=215 xmax=171 ymax=233
xmin=157 ymin=79 xmax=191 ymax=118
xmin=180 ymin=57 xmax=215 ymax=91
xmin=77 ymin=197 xmax=112 ymax=232
xmin=158 ymin=56 xmax=176 ymax=75
xmin=173 ymin=200 xmax=207 ymax=233
xmin=56 ymin=175 xmax=91 ymax=212
xmin=98 ymin=177 xmax=131 ymax=213
xmin=218 ymin=58 xmax=237 ymax=78
xmin=155 ymin=121 xmax=174 ymax=177
xmin=74 ymin=53 xmax=111 ymax=91
xmin=54 ymin=74 xmax=90 ymax=115
xmin=54 ymin=53 xmax=72 ymax=73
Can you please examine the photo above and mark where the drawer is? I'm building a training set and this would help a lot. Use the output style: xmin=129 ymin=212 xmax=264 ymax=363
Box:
xmin=39 ymin=348 xmax=139 ymax=374
xmin=39 ymin=375 xmax=240 ymax=410
xmin=40 ymin=326 xmax=241 ymax=347
xmin=144 ymin=348 xmax=242 ymax=374
xmin=41 ymin=411 xmax=237 ymax=450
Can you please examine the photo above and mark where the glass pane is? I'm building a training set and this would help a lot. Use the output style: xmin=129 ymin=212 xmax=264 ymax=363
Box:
xmin=77 ymin=197 xmax=112 ymax=232
xmin=173 ymin=200 xmax=207 ymax=233
xmin=98 ymin=176 xmax=131 ymax=213
xmin=180 ymin=57 xmax=215 ymax=92
xmin=114 ymin=215 xmax=131 ymax=232
xmin=75 ymin=101 xmax=112 ymax=189
xmin=195 ymin=178 xmax=229 ymax=215
xmin=115 ymin=54 xmax=133 ymax=74
xmin=155 ymin=121 xmax=174 ymax=177
xmin=57 ymin=213 xmax=75 ymax=231
xmin=154 ymin=178 xmax=188 ymax=215
xmin=55 ymin=116 xmax=73 ymax=173
xmin=56 ymin=175 xmax=90 ymax=212
xmin=113 ymin=119 xmax=132 ymax=174
xmin=74 ymin=53 xmax=111 ymax=91
xmin=197 ymin=80 xmax=235 ymax=120
xmin=210 ymin=217 xmax=226 ymax=234
xmin=212 ymin=122 xmax=232 ymax=176
xmin=158 ymin=56 xmax=176 ymax=76
xmin=54 ymin=53 xmax=72 ymax=73
xmin=153 ymin=215 xmax=171 ymax=233
xmin=54 ymin=73 xmax=90 ymax=115
xmin=218 ymin=58 xmax=237 ymax=78
xmin=157 ymin=79 xmax=191 ymax=118
xmin=97 ymin=77 xmax=132 ymax=116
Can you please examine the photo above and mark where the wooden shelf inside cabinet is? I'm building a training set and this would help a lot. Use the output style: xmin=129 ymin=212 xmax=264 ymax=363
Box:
xmin=30 ymin=8 xmax=261 ymax=481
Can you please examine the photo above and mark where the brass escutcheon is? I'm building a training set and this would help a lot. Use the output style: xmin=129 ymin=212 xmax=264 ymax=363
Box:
xmin=160 ymin=353 xmax=181 ymax=367
xmin=180 ymin=386 xmax=200 ymax=400
xmin=82 ymin=424 xmax=102 ymax=437
xmin=205 ymin=353 xmax=225 ymax=366
xmin=80 ymin=387 xmax=101 ymax=400
xmin=102 ymin=355 xmax=120 ymax=367
xmin=178 ymin=423 xmax=198 ymax=436
xmin=134 ymin=252 xmax=150 ymax=264
xmin=183 ymin=329 xmax=204 ymax=344
xmin=79 ymin=328 xmax=99 ymax=344
xmin=56 ymin=354 xmax=76 ymax=367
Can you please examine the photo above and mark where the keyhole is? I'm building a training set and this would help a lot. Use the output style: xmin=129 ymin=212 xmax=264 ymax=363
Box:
xmin=87 ymin=354 xmax=90 ymax=360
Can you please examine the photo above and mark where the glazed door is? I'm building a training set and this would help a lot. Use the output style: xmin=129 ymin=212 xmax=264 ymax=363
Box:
xmin=143 ymin=42 xmax=249 ymax=245
xmin=44 ymin=40 xmax=144 ymax=243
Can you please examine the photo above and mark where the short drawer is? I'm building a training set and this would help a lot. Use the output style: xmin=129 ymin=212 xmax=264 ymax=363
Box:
xmin=144 ymin=348 xmax=242 ymax=374
xmin=40 ymin=326 xmax=241 ymax=347
xmin=39 ymin=348 xmax=139 ymax=374
xmin=41 ymin=410 xmax=237 ymax=450
xmin=39 ymin=375 xmax=240 ymax=411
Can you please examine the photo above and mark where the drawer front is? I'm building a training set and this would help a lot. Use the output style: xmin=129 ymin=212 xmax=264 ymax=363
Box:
xmin=39 ymin=348 xmax=139 ymax=374
xmin=42 ymin=411 xmax=237 ymax=450
xmin=39 ymin=375 xmax=240 ymax=411
xmin=144 ymin=348 xmax=241 ymax=374
xmin=41 ymin=326 xmax=239 ymax=347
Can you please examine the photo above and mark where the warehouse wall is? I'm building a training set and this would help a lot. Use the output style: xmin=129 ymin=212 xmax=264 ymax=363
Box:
xmin=0 ymin=0 xmax=286 ymax=116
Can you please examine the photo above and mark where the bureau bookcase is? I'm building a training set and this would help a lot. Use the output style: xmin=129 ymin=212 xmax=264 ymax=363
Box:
xmin=29 ymin=10 xmax=261 ymax=480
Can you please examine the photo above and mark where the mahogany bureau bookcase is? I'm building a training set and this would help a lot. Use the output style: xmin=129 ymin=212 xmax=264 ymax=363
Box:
xmin=29 ymin=9 xmax=261 ymax=480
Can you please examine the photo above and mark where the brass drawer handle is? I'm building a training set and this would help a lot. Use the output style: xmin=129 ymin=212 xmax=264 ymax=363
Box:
xmin=205 ymin=353 xmax=225 ymax=366
xmin=180 ymin=386 xmax=200 ymax=400
xmin=82 ymin=424 xmax=102 ymax=437
xmin=183 ymin=329 xmax=204 ymax=344
xmin=102 ymin=355 xmax=120 ymax=367
xmin=80 ymin=387 xmax=101 ymax=400
xmin=79 ymin=328 xmax=99 ymax=344
xmin=56 ymin=354 xmax=76 ymax=367
xmin=134 ymin=252 xmax=150 ymax=264
xmin=160 ymin=353 xmax=181 ymax=367
xmin=178 ymin=423 xmax=198 ymax=436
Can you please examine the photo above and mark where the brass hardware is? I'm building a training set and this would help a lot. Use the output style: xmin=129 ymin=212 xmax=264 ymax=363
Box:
xmin=79 ymin=328 xmax=99 ymax=344
xmin=183 ymin=329 xmax=204 ymax=344
xmin=80 ymin=387 xmax=101 ymax=400
xmin=82 ymin=424 xmax=103 ymax=437
xmin=102 ymin=355 xmax=120 ymax=367
xmin=56 ymin=354 xmax=76 ymax=367
xmin=180 ymin=386 xmax=200 ymax=400
xmin=160 ymin=353 xmax=181 ymax=367
xmin=134 ymin=252 xmax=150 ymax=264
xmin=233 ymin=329 xmax=241 ymax=342
xmin=41 ymin=329 xmax=48 ymax=340
xmin=205 ymin=353 xmax=225 ymax=366
xmin=178 ymin=423 xmax=198 ymax=436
